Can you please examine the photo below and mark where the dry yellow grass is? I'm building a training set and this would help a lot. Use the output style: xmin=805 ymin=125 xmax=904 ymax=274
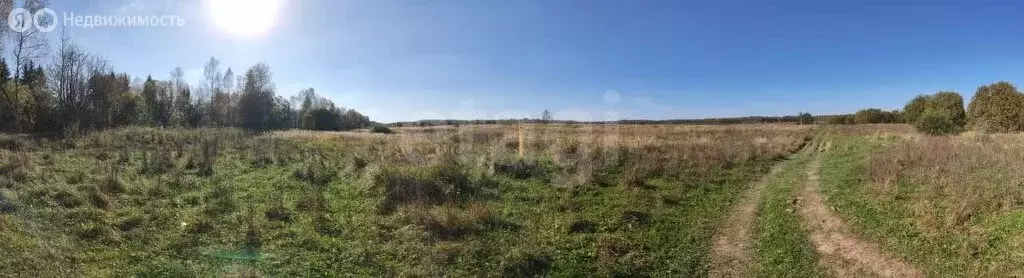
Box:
xmin=868 ymin=133 xmax=1024 ymax=232
xmin=274 ymin=123 xmax=813 ymax=184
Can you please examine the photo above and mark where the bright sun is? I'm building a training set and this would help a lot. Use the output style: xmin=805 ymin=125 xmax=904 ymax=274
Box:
xmin=208 ymin=0 xmax=283 ymax=37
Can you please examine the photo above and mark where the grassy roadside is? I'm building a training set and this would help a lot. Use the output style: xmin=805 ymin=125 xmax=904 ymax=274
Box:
xmin=815 ymin=134 xmax=1006 ymax=276
xmin=754 ymin=147 xmax=825 ymax=277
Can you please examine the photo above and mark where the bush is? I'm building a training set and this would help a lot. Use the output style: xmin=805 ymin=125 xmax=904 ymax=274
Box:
xmin=903 ymin=95 xmax=931 ymax=123
xmin=967 ymin=81 xmax=1024 ymax=132
xmin=914 ymin=110 xmax=962 ymax=135
xmin=370 ymin=124 xmax=393 ymax=134
xmin=853 ymin=108 xmax=898 ymax=124
xmin=903 ymin=91 xmax=967 ymax=134
xmin=825 ymin=115 xmax=851 ymax=125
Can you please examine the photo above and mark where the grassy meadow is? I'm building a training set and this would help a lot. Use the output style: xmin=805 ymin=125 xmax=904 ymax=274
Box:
xmin=0 ymin=124 xmax=811 ymax=276
xmin=816 ymin=125 xmax=1024 ymax=276
xmin=7 ymin=122 xmax=1024 ymax=276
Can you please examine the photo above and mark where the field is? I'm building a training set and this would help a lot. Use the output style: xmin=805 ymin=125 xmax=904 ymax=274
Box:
xmin=5 ymin=123 xmax=1024 ymax=276
xmin=0 ymin=124 xmax=811 ymax=276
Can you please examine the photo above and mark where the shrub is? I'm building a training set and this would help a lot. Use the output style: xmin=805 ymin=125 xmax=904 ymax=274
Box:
xmin=903 ymin=95 xmax=931 ymax=123
xmin=914 ymin=110 xmax=962 ymax=135
xmin=930 ymin=92 xmax=967 ymax=127
xmin=825 ymin=115 xmax=851 ymax=125
xmin=370 ymin=124 xmax=393 ymax=134
xmin=902 ymin=91 xmax=967 ymax=134
xmin=967 ymin=81 xmax=1024 ymax=132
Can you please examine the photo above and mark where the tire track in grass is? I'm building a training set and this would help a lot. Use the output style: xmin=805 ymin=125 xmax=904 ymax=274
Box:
xmin=709 ymin=159 xmax=788 ymax=277
xmin=754 ymin=149 xmax=825 ymax=277
xmin=798 ymin=153 xmax=922 ymax=277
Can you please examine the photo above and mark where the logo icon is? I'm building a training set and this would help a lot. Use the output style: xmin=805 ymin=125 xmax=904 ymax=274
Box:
xmin=8 ymin=8 xmax=31 ymax=32
xmin=8 ymin=7 xmax=57 ymax=33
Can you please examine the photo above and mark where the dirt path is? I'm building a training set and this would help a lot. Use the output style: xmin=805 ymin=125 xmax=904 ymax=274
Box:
xmin=798 ymin=154 xmax=923 ymax=277
xmin=709 ymin=161 xmax=786 ymax=277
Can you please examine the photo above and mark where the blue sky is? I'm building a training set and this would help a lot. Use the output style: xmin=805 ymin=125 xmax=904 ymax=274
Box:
xmin=42 ymin=0 xmax=1024 ymax=122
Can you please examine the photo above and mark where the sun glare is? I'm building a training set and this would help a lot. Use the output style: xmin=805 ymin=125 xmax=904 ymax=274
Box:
xmin=208 ymin=0 xmax=282 ymax=37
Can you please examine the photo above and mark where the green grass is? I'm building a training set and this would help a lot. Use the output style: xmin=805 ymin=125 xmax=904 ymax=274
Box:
xmin=754 ymin=149 xmax=825 ymax=277
xmin=815 ymin=134 xmax=1022 ymax=276
xmin=0 ymin=127 xmax=793 ymax=276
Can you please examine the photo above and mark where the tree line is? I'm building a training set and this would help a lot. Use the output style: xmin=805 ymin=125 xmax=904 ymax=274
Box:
xmin=0 ymin=33 xmax=372 ymax=135
xmin=391 ymin=114 xmax=828 ymax=127
xmin=826 ymin=81 xmax=1024 ymax=135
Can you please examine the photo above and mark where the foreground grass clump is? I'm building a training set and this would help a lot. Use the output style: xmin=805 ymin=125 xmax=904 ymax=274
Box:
xmin=0 ymin=124 xmax=811 ymax=276
xmin=372 ymin=160 xmax=490 ymax=213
